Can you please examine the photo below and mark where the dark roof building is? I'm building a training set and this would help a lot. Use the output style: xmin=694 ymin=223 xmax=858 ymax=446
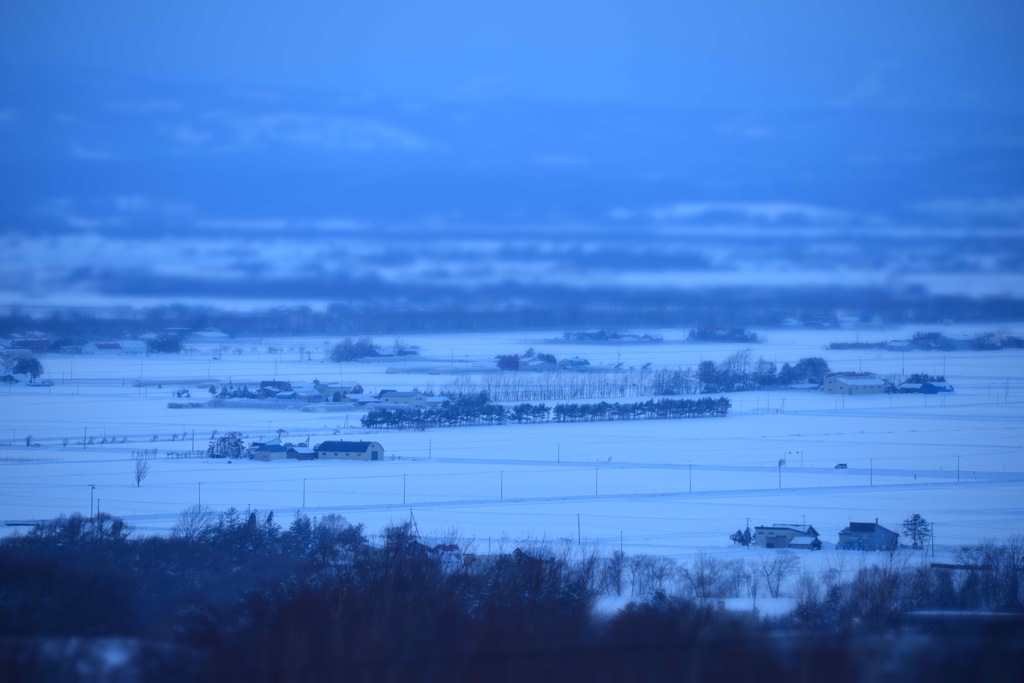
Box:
xmin=838 ymin=519 xmax=899 ymax=551
xmin=315 ymin=440 xmax=384 ymax=461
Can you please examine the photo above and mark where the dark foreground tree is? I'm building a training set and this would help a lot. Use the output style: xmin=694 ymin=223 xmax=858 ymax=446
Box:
xmin=13 ymin=357 xmax=43 ymax=381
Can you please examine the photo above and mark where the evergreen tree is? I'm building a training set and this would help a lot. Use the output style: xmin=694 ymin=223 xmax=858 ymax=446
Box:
xmin=901 ymin=513 xmax=931 ymax=549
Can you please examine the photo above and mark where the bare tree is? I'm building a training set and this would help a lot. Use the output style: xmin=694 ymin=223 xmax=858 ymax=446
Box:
xmin=627 ymin=554 xmax=654 ymax=597
xmin=602 ymin=550 xmax=626 ymax=596
xmin=133 ymin=456 xmax=150 ymax=487
xmin=171 ymin=504 xmax=215 ymax=543
xmin=792 ymin=573 xmax=823 ymax=628
xmin=679 ymin=550 xmax=727 ymax=604
xmin=753 ymin=551 xmax=800 ymax=598
xmin=646 ymin=556 xmax=677 ymax=595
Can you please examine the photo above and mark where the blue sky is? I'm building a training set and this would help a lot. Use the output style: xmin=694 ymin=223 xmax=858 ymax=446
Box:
xmin=2 ymin=1 xmax=1022 ymax=109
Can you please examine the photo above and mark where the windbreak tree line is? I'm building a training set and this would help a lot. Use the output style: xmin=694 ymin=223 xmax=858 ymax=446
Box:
xmin=695 ymin=352 xmax=830 ymax=394
xmin=328 ymin=337 xmax=380 ymax=362
xmin=360 ymin=393 xmax=730 ymax=430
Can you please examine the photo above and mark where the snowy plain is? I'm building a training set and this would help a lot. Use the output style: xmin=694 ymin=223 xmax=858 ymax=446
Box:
xmin=2 ymin=325 xmax=1023 ymax=577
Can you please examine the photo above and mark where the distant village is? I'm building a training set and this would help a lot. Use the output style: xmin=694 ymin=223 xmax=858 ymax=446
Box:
xmin=0 ymin=325 xmax=973 ymax=399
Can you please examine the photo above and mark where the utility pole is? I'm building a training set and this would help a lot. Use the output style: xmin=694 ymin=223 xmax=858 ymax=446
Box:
xmin=595 ymin=468 xmax=598 ymax=496
xmin=403 ymin=474 xmax=406 ymax=505
xmin=89 ymin=484 xmax=95 ymax=518
xmin=303 ymin=479 xmax=306 ymax=508
xmin=500 ymin=471 xmax=503 ymax=500
xmin=192 ymin=430 xmax=195 ymax=456
xmin=198 ymin=482 xmax=201 ymax=506
xmin=83 ymin=427 xmax=86 ymax=449
xmin=577 ymin=514 xmax=581 ymax=545
xmin=689 ymin=464 xmax=692 ymax=493
xmin=870 ymin=458 xmax=873 ymax=486
xmin=957 ymin=456 xmax=960 ymax=483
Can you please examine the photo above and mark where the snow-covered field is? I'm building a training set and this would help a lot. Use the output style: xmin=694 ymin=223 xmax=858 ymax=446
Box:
xmin=3 ymin=325 xmax=1023 ymax=569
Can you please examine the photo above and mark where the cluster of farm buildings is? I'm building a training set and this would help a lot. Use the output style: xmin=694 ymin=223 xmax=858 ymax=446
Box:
xmin=250 ymin=439 xmax=385 ymax=462
xmin=214 ymin=380 xmax=449 ymax=408
xmin=754 ymin=520 xmax=902 ymax=552
xmin=821 ymin=373 xmax=954 ymax=396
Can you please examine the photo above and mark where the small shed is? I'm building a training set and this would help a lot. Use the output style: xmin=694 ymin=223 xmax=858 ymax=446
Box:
xmin=287 ymin=446 xmax=316 ymax=461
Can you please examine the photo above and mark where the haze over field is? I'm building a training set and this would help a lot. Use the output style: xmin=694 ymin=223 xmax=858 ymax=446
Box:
xmin=1 ymin=1 xmax=1023 ymax=309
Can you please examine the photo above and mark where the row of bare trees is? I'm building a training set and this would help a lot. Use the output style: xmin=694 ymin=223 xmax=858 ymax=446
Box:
xmin=601 ymin=550 xmax=799 ymax=602
xmin=442 ymin=369 xmax=667 ymax=402
xmin=440 ymin=351 xmax=835 ymax=402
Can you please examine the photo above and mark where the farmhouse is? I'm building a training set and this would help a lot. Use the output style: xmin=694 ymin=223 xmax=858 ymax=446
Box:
xmin=838 ymin=519 xmax=899 ymax=551
xmin=378 ymin=390 xmax=439 ymax=407
xmin=190 ymin=329 xmax=229 ymax=341
xmin=521 ymin=358 xmax=557 ymax=372
xmin=82 ymin=341 xmax=148 ymax=356
xmin=313 ymin=380 xmax=364 ymax=401
xmin=287 ymin=382 xmax=326 ymax=403
xmin=10 ymin=339 xmax=52 ymax=352
xmin=315 ymin=440 xmax=384 ymax=461
xmin=898 ymin=381 xmax=955 ymax=394
xmin=754 ymin=524 xmax=821 ymax=550
xmin=822 ymin=373 xmax=887 ymax=395
xmin=945 ymin=332 xmax=1000 ymax=351
xmin=253 ymin=439 xmax=288 ymax=461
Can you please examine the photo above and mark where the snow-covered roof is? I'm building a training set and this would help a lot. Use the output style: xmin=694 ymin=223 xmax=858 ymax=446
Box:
xmin=190 ymin=330 xmax=229 ymax=340
xmin=836 ymin=378 xmax=886 ymax=387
